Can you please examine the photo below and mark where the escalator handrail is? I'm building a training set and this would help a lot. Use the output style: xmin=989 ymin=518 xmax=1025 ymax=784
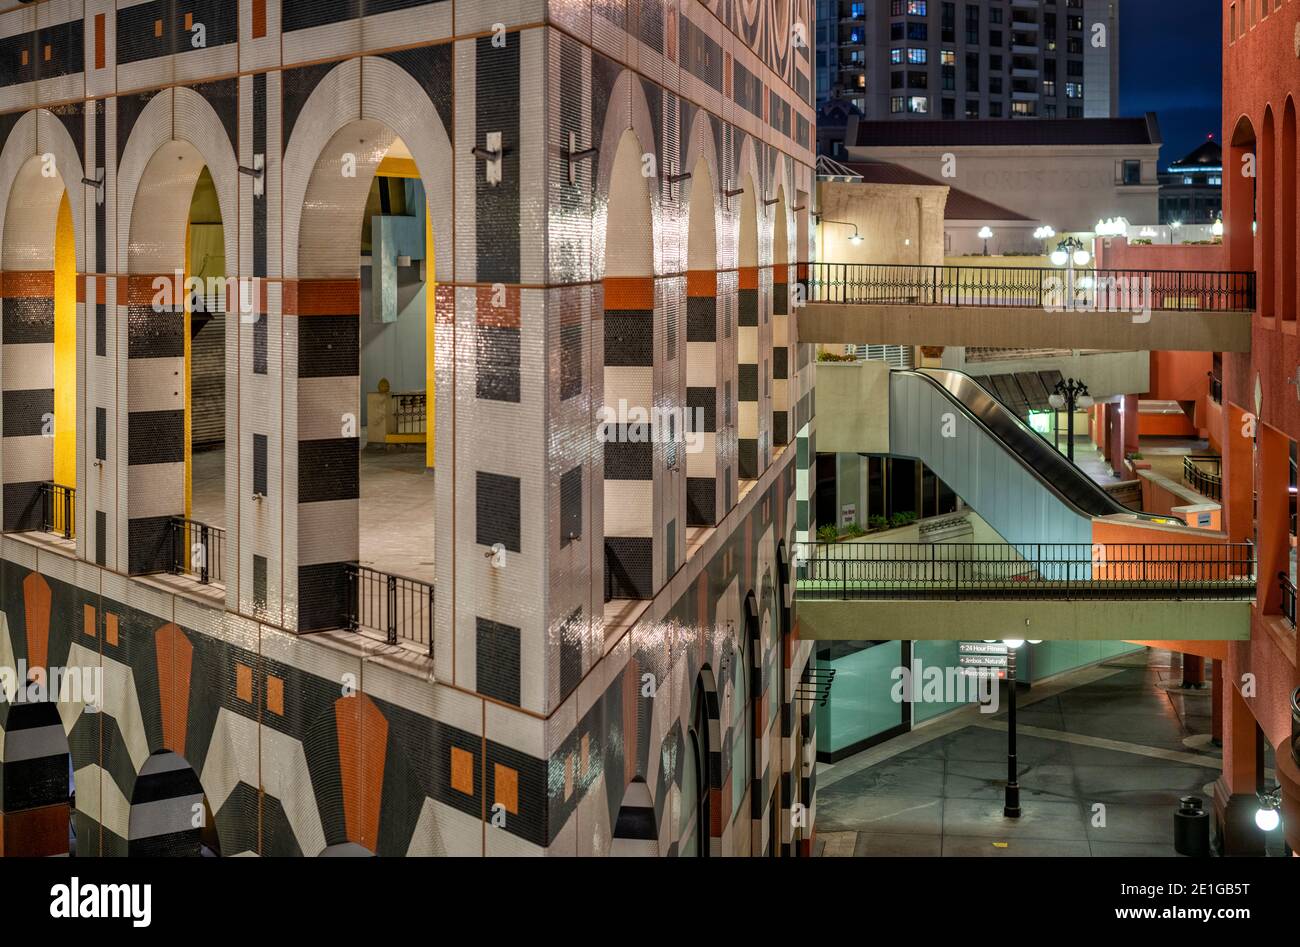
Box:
xmin=896 ymin=368 xmax=1169 ymax=524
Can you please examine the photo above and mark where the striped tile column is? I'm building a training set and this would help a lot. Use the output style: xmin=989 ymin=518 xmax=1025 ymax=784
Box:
xmin=737 ymin=265 xmax=759 ymax=479
xmin=127 ymin=751 xmax=205 ymax=857
xmin=1 ymin=272 xmax=55 ymax=533
xmin=685 ymin=269 xmax=719 ymax=526
xmin=293 ymin=279 xmax=360 ymax=632
xmin=126 ymin=275 xmax=185 ymax=573
xmin=603 ymin=276 xmax=654 ymax=600
xmin=772 ymin=263 xmax=790 ymax=447
xmin=0 ymin=701 xmax=70 ymax=856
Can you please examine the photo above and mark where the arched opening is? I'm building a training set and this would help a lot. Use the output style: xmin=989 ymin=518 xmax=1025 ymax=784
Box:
xmin=686 ymin=159 xmax=720 ymax=528
xmin=127 ymin=749 xmax=218 ymax=856
xmin=1226 ymin=116 xmax=1257 ymax=275
xmin=602 ymin=128 xmax=658 ymax=601
xmin=610 ymin=776 xmax=659 ymax=855
xmin=772 ymin=185 xmax=791 ymax=451
xmin=125 ymin=141 xmax=228 ymax=581
xmin=293 ymin=121 xmax=437 ymax=637
xmin=1260 ymin=108 xmax=1275 ymax=319
xmin=1 ymin=698 xmax=75 ymax=855
xmin=737 ymin=174 xmax=761 ymax=483
xmin=1282 ymin=98 xmax=1296 ymax=322
xmin=683 ymin=672 xmax=714 ymax=857
xmin=1 ymin=158 xmax=76 ymax=541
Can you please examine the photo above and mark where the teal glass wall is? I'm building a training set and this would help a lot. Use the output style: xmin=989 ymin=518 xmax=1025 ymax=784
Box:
xmin=816 ymin=641 xmax=905 ymax=756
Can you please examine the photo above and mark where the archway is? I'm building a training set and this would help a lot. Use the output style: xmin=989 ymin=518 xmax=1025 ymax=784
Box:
xmin=610 ymin=776 xmax=658 ymax=855
xmin=1282 ymin=98 xmax=1296 ymax=323
xmin=291 ymin=120 xmax=437 ymax=635
xmin=127 ymin=750 xmax=218 ymax=856
xmin=683 ymin=669 xmax=719 ymax=856
xmin=737 ymin=173 xmax=761 ymax=482
xmin=602 ymin=128 xmax=658 ymax=601
xmin=0 ymin=157 xmax=76 ymax=537
xmin=772 ymin=185 xmax=791 ymax=450
xmin=125 ymin=139 xmax=231 ymax=579
xmin=1260 ymin=108 xmax=1275 ymax=318
xmin=0 ymin=698 xmax=75 ymax=856
xmin=1226 ymin=115 xmax=1257 ymax=275
xmin=686 ymin=158 xmax=720 ymax=527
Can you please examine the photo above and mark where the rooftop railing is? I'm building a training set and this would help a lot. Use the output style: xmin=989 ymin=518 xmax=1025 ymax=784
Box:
xmin=170 ymin=517 xmax=225 ymax=586
xmin=793 ymin=542 xmax=1256 ymax=601
xmin=807 ymin=263 xmax=1256 ymax=312
xmin=345 ymin=565 xmax=434 ymax=656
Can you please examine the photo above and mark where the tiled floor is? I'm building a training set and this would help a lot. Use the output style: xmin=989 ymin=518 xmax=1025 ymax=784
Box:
xmin=191 ymin=446 xmax=436 ymax=584
xmin=813 ymin=649 xmax=1252 ymax=857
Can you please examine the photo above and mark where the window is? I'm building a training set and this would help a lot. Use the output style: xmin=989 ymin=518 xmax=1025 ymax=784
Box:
xmin=989 ymin=101 xmax=1003 ymax=117
xmin=1209 ymin=175 xmax=1221 ymax=186
xmin=1067 ymin=15 xmax=1084 ymax=31
xmin=891 ymin=0 xmax=905 ymax=14
xmin=891 ymin=71 xmax=904 ymax=88
xmin=989 ymin=76 xmax=1002 ymax=94
xmin=890 ymin=47 xmax=904 ymax=63
xmin=560 ymin=466 xmax=582 ymax=546
xmin=1123 ymin=160 xmax=1142 ymax=185
xmin=1010 ymin=100 xmax=1034 ymax=116
xmin=890 ymin=96 xmax=905 ymax=113
xmin=1067 ymin=36 xmax=1083 ymax=53
xmin=942 ymin=65 xmax=955 ymax=89
xmin=1044 ymin=104 xmax=1057 ymax=118
xmin=965 ymin=52 xmax=979 ymax=91
xmin=989 ymin=29 xmax=1002 ymax=46
xmin=965 ymin=99 xmax=979 ymax=119
xmin=891 ymin=21 xmax=905 ymax=39
xmin=940 ymin=49 xmax=955 ymax=65
xmin=990 ymin=54 xmax=1002 ymax=71
xmin=908 ymin=95 xmax=929 ymax=114
xmin=941 ymin=97 xmax=955 ymax=119
xmin=907 ymin=22 xmax=928 ymax=39
xmin=990 ymin=7 xmax=1002 ymax=23
xmin=1067 ymin=105 xmax=1083 ymax=118
xmin=1065 ymin=81 xmax=1083 ymax=98
xmin=1042 ymin=80 xmax=1056 ymax=96
xmin=908 ymin=70 xmax=928 ymax=88
xmin=907 ymin=0 xmax=927 ymax=14
xmin=941 ymin=1 xmax=955 ymax=40
xmin=1067 ymin=59 xmax=1083 ymax=76
xmin=908 ymin=47 xmax=927 ymax=63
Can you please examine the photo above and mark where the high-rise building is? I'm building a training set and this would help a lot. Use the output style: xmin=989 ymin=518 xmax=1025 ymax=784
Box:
xmin=817 ymin=0 xmax=1120 ymax=122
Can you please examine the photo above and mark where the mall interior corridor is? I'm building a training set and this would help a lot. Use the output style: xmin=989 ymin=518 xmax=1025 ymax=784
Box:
xmin=814 ymin=649 xmax=1280 ymax=857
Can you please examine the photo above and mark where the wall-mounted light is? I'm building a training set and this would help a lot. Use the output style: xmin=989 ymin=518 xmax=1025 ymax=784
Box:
xmin=822 ymin=218 xmax=863 ymax=245
xmin=562 ymin=131 xmax=598 ymax=186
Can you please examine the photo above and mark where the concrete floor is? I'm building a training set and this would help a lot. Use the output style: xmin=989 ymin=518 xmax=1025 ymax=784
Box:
xmin=190 ymin=446 xmax=435 ymax=584
xmin=812 ymin=649 xmax=1280 ymax=857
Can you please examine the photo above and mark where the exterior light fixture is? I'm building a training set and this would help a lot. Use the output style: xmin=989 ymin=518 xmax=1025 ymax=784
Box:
xmin=823 ymin=219 xmax=864 ymax=246
xmin=1256 ymin=786 xmax=1282 ymax=831
xmin=1072 ymin=247 xmax=1091 ymax=266
xmin=1051 ymin=236 xmax=1087 ymax=268
xmin=1050 ymin=247 xmax=1069 ymax=266
xmin=1051 ymin=378 xmax=1093 ymax=463
xmin=1003 ymin=638 xmax=1025 ymax=650
xmin=1033 ymin=225 xmax=1056 ymax=240
xmin=978 ymin=225 xmax=994 ymax=255
xmin=1212 ymin=216 xmax=1224 ymax=238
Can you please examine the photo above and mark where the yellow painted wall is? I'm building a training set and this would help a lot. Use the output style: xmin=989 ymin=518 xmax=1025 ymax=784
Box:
xmin=53 ymin=193 xmax=76 ymax=487
xmin=425 ymin=203 xmax=435 ymax=468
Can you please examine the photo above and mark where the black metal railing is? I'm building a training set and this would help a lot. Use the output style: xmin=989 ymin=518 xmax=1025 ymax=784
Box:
xmin=345 ymin=565 xmax=434 ymax=656
xmin=1182 ymin=454 xmax=1223 ymax=501
xmin=793 ymin=542 xmax=1256 ymax=601
xmin=1208 ymin=372 xmax=1223 ymax=404
xmin=807 ymin=263 xmax=1256 ymax=312
xmin=1290 ymin=686 xmax=1299 ymax=769
xmin=1280 ymin=572 xmax=1296 ymax=628
xmin=169 ymin=517 xmax=225 ymax=585
xmin=40 ymin=482 xmax=75 ymax=540
xmin=393 ymin=392 xmax=427 ymax=435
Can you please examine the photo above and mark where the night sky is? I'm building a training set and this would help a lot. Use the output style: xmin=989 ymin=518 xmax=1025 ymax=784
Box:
xmin=1120 ymin=0 xmax=1223 ymax=167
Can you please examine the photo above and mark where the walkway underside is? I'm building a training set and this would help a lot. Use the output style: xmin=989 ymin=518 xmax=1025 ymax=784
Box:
xmin=797 ymin=598 xmax=1252 ymax=643
xmin=798 ymin=302 xmax=1251 ymax=353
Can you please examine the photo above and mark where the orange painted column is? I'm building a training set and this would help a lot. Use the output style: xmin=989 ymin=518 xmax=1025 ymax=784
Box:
xmin=1256 ymin=423 xmax=1289 ymax=615
xmin=1122 ymin=395 xmax=1140 ymax=458
xmin=1214 ymin=683 xmax=1266 ymax=855
xmin=1221 ymin=405 xmax=1254 ymax=544
xmin=1210 ymin=658 xmax=1223 ymax=744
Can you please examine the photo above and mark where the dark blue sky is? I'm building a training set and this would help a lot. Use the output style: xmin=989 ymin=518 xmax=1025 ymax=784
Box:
xmin=1120 ymin=0 xmax=1222 ymax=167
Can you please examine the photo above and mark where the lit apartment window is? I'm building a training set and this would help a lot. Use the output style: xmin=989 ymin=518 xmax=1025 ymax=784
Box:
xmin=965 ymin=100 xmax=979 ymax=118
xmin=891 ymin=0 xmax=905 ymax=14
xmin=940 ymin=49 xmax=955 ymax=65
xmin=891 ymin=48 xmax=904 ymax=63
xmin=908 ymin=47 xmax=927 ymax=63
xmin=1068 ymin=15 xmax=1083 ymax=31
xmin=908 ymin=1 xmax=927 ymax=14
xmin=1042 ymin=80 xmax=1056 ymax=96
xmin=1011 ymin=101 xmax=1035 ymax=116
xmin=1209 ymin=176 xmax=1222 ymax=185
xmin=851 ymin=2 xmax=866 ymax=16
xmin=1065 ymin=82 xmax=1083 ymax=98
xmin=908 ymin=96 xmax=929 ymax=113
xmin=891 ymin=96 xmax=905 ymax=113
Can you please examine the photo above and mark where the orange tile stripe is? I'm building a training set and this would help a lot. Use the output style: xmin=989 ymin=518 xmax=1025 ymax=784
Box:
xmin=23 ymin=573 xmax=51 ymax=672
xmin=1 ymin=271 xmax=55 ymax=297
xmin=252 ymin=0 xmax=268 ymax=39
xmin=288 ymin=279 xmax=361 ymax=316
xmin=604 ymin=276 xmax=654 ymax=310
xmin=475 ymin=284 xmax=521 ymax=328
xmin=738 ymin=266 xmax=759 ymax=291
xmin=155 ymin=624 xmax=194 ymax=757
xmin=687 ymin=269 xmax=716 ymax=297
xmin=94 ymin=15 xmax=105 ymax=70
xmin=335 ymin=694 xmax=388 ymax=852
xmin=773 ymin=264 xmax=789 ymax=285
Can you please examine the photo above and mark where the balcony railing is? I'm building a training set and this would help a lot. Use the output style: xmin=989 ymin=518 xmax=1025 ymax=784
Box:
xmin=806 ymin=263 xmax=1256 ymax=312
xmin=1291 ymin=686 xmax=1299 ymax=769
xmin=1182 ymin=454 xmax=1223 ymax=501
xmin=793 ymin=542 xmax=1256 ymax=601
xmin=345 ymin=565 xmax=434 ymax=656
xmin=40 ymin=482 xmax=75 ymax=540
xmin=170 ymin=517 xmax=224 ymax=586
xmin=1208 ymin=372 xmax=1223 ymax=404
xmin=1280 ymin=572 xmax=1296 ymax=628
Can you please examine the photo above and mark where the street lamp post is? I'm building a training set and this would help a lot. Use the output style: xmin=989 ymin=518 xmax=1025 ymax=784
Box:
xmin=978 ymin=225 xmax=994 ymax=256
xmin=1049 ymin=236 xmax=1090 ymax=308
xmin=1048 ymin=377 xmax=1094 ymax=464
xmin=1000 ymin=638 xmax=1041 ymax=819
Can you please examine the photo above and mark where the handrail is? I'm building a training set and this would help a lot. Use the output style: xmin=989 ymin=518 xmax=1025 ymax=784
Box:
xmin=1280 ymin=572 xmax=1296 ymax=628
xmin=793 ymin=541 xmax=1257 ymax=601
xmin=1208 ymin=372 xmax=1223 ymax=404
xmin=345 ymin=564 xmax=434 ymax=656
xmin=1290 ymin=686 xmax=1299 ymax=769
xmin=170 ymin=517 xmax=224 ymax=586
xmin=40 ymin=482 xmax=75 ymax=540
xmin=1182 ymin=455 xmax=1223 ymax=501
xmin=807 ymin=262 xmax=1256 ymax=312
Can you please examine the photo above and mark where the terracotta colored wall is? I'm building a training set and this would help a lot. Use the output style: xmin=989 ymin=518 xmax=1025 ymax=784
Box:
xmin=1093 ymin=236 xmax=1228 ymax=272
xmin=1146 ymin=350 xmax=1212 ymax=423
xmin=1137 ymin=410 xmax=1198 ymax=437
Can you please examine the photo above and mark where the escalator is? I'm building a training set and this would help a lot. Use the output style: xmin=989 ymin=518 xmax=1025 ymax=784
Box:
xmin=889 ymin=368 xmax=1172 ymax=549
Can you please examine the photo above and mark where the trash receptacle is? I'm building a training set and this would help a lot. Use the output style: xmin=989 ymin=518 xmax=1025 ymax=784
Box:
xmin=1174 ymin=795 xmax=1210 ymax=857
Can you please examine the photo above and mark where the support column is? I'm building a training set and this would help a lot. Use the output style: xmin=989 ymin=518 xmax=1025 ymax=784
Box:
xmin=1257 ymin=423 xmax=1289 ymax=616
xmin=0 ymin=703 xmax=71 ymax=856
xmin=772 ymin=264 xmax=789 ymax=447
xmin=685 ymin=270 xmax=719 ymax=526
xmin=1122 ymin=393 xmax=1140 ymax=459
xmin=1210 ymin=659 xmax=1223 ymax=744
xmin=737 ymin=265 xmax=759 ymax=479
xmin=1 ymin=271 xmax=56 ymax=533
xmin=1213 ymin=682 xmax=1266 ymax=855
xmin=1222 ymin=404 xmax=1254 ymax=544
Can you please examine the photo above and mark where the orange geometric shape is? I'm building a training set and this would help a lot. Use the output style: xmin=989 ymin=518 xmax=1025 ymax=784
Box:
xmin=334 ymin=693 xmax=388 ymax=851
xmin=266 ymin=675 xmax=284 ymax=716
xmin=154 ymin=19 xmax=163 ymax=38
xmin=235 ymin=663 xmax=253 ymax=703
xmin=154 ymin=624 xmax=194 ymax=757
xmin=494 ymin=764 xmax=519 ymax=815
xmin=22 ymin=573 xmax=51 ymax=672
xmin=83 ymin=605 xmax=96 ymax=637
xmin=105 ymin=613 xmax=118 ymax=646
xmin=20 ymin=50 xmax=27 ymax=67
xmin=184 ymin=13 xmax=193 ymax=30
xmin=94 ymin=15 xmax=105 ymax=69
xmin=252 ymin=0 xmax=267 ymax=39
xmin=43 ymin=45 xmax=51 ymax=62
xmin=450 ymin=746 xmax=474 ymax=795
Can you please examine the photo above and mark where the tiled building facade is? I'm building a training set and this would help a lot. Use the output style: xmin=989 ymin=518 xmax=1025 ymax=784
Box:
xmin=0 ymin=1 xmax=819 ymax=856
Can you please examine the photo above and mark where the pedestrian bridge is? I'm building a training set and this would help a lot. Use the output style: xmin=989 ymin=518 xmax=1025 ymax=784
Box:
xmin=794 ymin=541 xmax=1255 ymax=645
xmin=797 ymin=263 xmax=1254 ymax=352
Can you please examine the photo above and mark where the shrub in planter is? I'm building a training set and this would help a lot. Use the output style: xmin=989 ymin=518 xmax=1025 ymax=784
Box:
xmin=868 ymin=515 xmax=888 ymax=531
xmin=890 ymin=510 xmax=918 ymax=528
xmin=817 ymin=525 xmax=839 ymax=543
